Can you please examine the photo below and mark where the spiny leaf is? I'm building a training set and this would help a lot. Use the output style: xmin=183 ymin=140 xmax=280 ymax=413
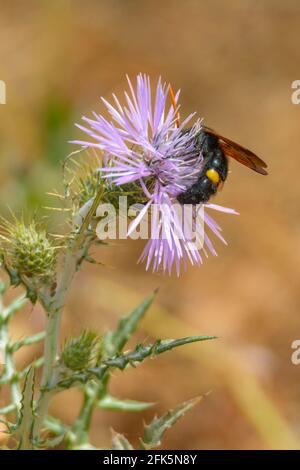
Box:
xmin=2 ymin=294 xmax=27 ymax=321
xmin=44 ymin=415 xmax=67 ymax=436
xmin=0 ymin=417 xmax=15 ymax=433
xmin=102 ymin=291 xmax=156 ymax=358
xmin=34 ymin=433 xmax=65 ymax=449
xmin=140 ymin=397 xmax=202 ymax=449
xmin=102 ymin=335 xmax=216 ymax=370
xmin=14 ymin=367 xmax=35 ymax=449
xmin=70 ymin=443 xmax=98 ymax=450
xmin=1 ymin=260 xmax=21 ymax=287
xmin=10 ymin=331 xmax=45 ymax=353
xmin=0 ymin=403 xmax=17 ymax=415
xmin=20 ymin=356 xmax=44 ymax=378
xmin=83 ymin=254 xmax=103 ymax=266
xmin=0 ymin=280 xmax=7 ymax=296
xmin=98 ymin=394 xmax=154 ymax=412
xmin=111 ymin=429 xmax=134 ymax=450
xmin=57 ymin=335 xmax=216 ymax=388
xmin=25 ymin=286 xmax=38 ymax=305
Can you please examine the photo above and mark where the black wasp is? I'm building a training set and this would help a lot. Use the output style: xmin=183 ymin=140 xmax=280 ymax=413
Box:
xmin=168 ymin=86 xmax=268 ymax=205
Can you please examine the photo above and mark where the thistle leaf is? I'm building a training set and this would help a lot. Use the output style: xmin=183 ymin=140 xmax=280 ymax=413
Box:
xmin=98 ymin=394 xmax=154 ymax=412
xmin=25 ymin=286 xmax=38 ymax=305
xmin=20 ymin=356 xmax=44 ymax=378
xmin=71 ymin=443 xmax=98 ymax=450
xmin=34 ymin=433 xmax=65 ymax=449
xmin=140 ymin=397 xmax=202 ymax=449
xmin=111 ymin=429 xmax=134 ymax=450
xmin=102 ymin=291 xmax=156 ymax=358
xmin=0 ymin=417 xmax=15 ymax=433
xmin=13 ymin=367 xmax=35 ymax=449
xmin=84 ymin=254 xmax=103 ymax=265
xmin=11 ymin=331 xmax=45 ymax=352
xmin=102 ymin=335 xmax=216 ymax=370
xmin=1 ymin=260 xmax=21 ymax=287
xmin=2 ymin=294 xmax=27 ymax=321
xmin=0 ymin=280 xmax=7 ymax=296
xmin=58 ymin=335 xmax=216 ymax=388
xmin=44 ymin=415 xmax=67 ymax=436
xmin=0 ymin=403 xmax=17 ymax=415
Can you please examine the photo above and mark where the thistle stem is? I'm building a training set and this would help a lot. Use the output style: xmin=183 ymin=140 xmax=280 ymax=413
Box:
xmin=32 ymin=310 xmax=62 ymax=441
xmin=32 ymin=189 xmax=103 ymax=443
xmin=68 ymin=373 xmax=108 ymax=448
xmin=67 ymin=385 xmax=97 ymax=449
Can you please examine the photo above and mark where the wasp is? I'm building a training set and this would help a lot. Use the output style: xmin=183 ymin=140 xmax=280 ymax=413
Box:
xmin=169 ymin=87 xmax=268 ymax=205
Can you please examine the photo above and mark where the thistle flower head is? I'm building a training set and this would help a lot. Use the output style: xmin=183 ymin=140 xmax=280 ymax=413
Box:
xmin=0 ymin=218 xmax=57 ymax=280
xmin=73 ymin=74 xmax=238 ymax=275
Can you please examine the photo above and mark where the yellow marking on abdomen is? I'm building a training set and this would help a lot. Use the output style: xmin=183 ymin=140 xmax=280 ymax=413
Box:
xmin=206 ymin=168 xmax=220 ymax=185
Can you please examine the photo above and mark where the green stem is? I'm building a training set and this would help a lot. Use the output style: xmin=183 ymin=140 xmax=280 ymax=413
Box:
xmin=32 ymin=189 xmax=103 ymax=443
xmin=68 ymin=374 xmax=108 ymax=448
xmin=32 ymin=311 xmax=62 ymax=440
xmin=67 ymin=385 xmax=97 ymax=449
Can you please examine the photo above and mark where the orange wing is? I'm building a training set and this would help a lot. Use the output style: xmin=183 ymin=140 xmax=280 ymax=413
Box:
xmin=169 ymin=85 xmax=180 ymax=128
xmin=203 ymin=126 xmax=268 ymax=175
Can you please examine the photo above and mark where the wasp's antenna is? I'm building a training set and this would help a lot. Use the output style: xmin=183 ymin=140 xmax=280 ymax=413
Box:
xmin=169 ymin=84 xmax=180 ymax=128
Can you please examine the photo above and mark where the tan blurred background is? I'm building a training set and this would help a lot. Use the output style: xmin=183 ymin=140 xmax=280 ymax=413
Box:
xmin=1 ymin=0 xmax=300 ymax=449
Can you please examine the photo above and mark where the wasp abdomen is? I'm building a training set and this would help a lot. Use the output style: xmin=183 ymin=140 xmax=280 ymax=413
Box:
xmin=177 ymin=131 xmax=228 ymax=205
xmin=177 ymin=176 xmax=217 ymax=204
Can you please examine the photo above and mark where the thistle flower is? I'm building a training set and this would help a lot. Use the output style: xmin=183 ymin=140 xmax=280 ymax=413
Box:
xmin=73 ymin=74 xmax=237 ymax=274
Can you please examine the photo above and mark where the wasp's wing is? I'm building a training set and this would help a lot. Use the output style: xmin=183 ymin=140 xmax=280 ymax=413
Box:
xmin=203 ymin=126 xmax=268 ymax=175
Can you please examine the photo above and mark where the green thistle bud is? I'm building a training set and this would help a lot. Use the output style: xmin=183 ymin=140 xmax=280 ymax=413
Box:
xmin=1 ymin=219 xmax=57 ymax=281
xmin=61 ymin=330 xmax=99 ymax=371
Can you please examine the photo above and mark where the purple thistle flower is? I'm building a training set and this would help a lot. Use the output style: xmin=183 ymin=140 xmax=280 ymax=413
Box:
xmin=73 ymin=74 xmax=238 ymax=275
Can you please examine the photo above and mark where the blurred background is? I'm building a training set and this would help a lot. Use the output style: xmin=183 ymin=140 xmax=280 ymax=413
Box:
xmin=1 ymin=0 xmax=300 ymax=449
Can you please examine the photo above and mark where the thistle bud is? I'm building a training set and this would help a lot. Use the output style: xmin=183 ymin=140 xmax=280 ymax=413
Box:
xmin=1 ymin=219 xmax=56 ymax=281
xmin=61 ymin=330 xmax=99 ymax=371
